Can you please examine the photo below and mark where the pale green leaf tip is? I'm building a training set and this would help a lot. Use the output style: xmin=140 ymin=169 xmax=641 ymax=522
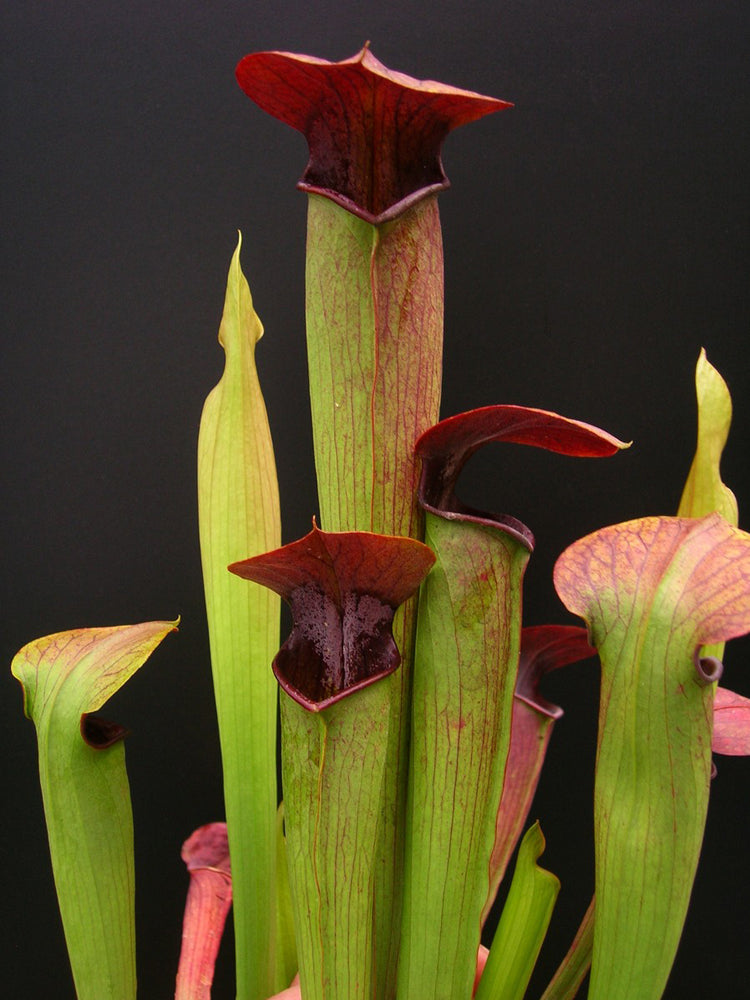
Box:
xmin=231 ymin=229 xmax=244 ymax=276
xmin=677 ymin=347 xmax=738 ymax=525
xmin=696 ymin=347 xmax=732 ymax=434
xmin=524 ymin=820 xmax=561 ymax=886
xmin=219 ymin=228 xmax=264 ymax=352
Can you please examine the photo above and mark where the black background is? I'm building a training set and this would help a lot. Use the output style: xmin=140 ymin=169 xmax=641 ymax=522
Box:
xmin=2 ymin=2 xmax=749 ymax=997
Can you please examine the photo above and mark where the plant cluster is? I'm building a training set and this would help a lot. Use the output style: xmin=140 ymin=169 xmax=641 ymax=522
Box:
xmin=12 ymin=45 xmax=750 ymax=1000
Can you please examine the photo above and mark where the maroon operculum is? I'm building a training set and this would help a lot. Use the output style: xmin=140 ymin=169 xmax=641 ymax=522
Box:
xmin=229 ymin=522 xmax=435 ymax=711
xmin=416 ymin=403 xmax=628 ymax=541
xmin=515 ymin=625 xmax=597 ymax=714
xmin=235 ymin=45 xmax=511 ymax=224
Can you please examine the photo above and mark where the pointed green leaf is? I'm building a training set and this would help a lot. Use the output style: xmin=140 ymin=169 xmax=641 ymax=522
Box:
xmin=231 ymin=525 xmax=434 ymax=1000
xmin=11 ymin=619 xmax=176 ymax=1000
xmin=197 ymin=234 xmax=282 ymax=999
xmin=677 ymin=348 xmax=738 ymax=662
xmin=474 ymin=822 xmax=560 ymax=1000
xmin=678 ymin=349 xmax=738 ymax=525
xmin=554 ymin=513 xmax=750 ymax=1000
xmin=175 ymin=822 xmax=232 ymax=1000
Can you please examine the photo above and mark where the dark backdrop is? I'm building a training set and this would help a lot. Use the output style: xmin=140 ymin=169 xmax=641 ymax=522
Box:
xmin=2 ymin=2 xmax=749 ymax=997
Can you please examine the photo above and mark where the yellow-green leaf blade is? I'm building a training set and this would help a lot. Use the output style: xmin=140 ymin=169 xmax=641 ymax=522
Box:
xmin=197 ymin=233 xmax=281 ymax=999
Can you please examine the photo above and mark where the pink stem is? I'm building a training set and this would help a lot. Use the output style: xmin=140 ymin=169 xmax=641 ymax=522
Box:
xmin=174 ymin=823 xmax=232 ymax=1000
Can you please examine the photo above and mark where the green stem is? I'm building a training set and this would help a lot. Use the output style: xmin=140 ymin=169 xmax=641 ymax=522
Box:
xmin=304 ymin=192 xmax=444 ymax=997
xmin=280 ymin=686 xmax=390 ymax=1000
xmin=398 ymin=514 xmax=529 ymax=999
